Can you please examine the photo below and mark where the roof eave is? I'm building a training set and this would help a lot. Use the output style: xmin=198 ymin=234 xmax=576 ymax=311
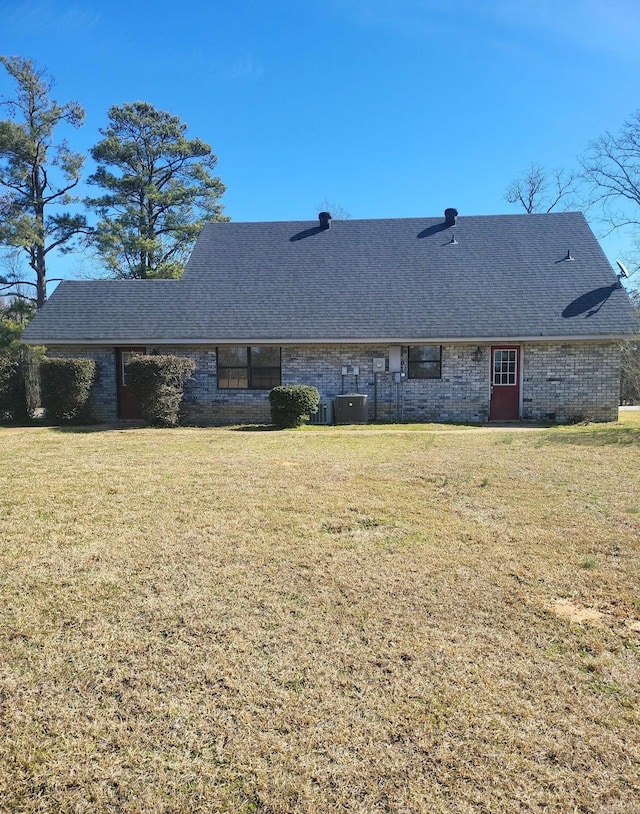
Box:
xmin=22 ymin=333 xmax=637 ymax=346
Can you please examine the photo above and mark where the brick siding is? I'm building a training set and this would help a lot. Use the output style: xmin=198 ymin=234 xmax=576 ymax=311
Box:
xmin=522 ymin=341 xmax=620 ymax=422
xmin=45 ymin=341 xmax=621 ymax=425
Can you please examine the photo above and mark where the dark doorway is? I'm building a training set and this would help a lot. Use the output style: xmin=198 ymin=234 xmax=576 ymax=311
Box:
xmin=116 ymin=347 xmax=146 ymax=419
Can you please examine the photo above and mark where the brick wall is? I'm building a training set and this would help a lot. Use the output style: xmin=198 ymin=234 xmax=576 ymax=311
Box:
xmin=284 ymin=343 xmax=489 ymax=423
xmin=159 ymin=346 xmax=272 ymax=425
xmin=162 ymin=343 xmax=490 ymax=424
xmin=44 ymin=340 xmax=622 ymax=425
xmin=522 ymin=341 xmax=620 ymax=422
xmin=161 ymin=343 xmax=490 ymax=424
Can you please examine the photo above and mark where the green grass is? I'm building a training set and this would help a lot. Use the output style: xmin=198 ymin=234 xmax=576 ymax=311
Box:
xmin=0 ymin=415 xmax=639 ymax=812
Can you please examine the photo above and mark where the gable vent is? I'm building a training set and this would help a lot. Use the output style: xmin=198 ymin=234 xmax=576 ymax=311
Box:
xmin=318 ymin=211 xmax=332 ymax=229
xmin=444 ymin=208 xmax=458 ymax=227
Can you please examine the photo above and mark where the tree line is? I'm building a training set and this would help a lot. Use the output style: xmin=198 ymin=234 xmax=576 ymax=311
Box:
xmin=0 ymin=56 xmax=227 ymax=310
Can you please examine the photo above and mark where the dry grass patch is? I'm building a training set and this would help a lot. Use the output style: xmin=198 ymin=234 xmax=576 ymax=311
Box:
xmin=0 ymin=417 xmax=639 ymax=812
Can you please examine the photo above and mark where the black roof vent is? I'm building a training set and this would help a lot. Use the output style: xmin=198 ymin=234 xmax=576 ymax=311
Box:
xmin=444 ymin=208 xmax=458 ymax=227
xmin=318 ymin=211 xmax=332 ymax=229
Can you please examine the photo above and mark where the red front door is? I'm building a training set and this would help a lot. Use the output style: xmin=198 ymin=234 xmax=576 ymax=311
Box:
xmin=117 ymin=347 xmax=146 ymax=419
xmin=489 ymin=346 xmax=520 ymax=421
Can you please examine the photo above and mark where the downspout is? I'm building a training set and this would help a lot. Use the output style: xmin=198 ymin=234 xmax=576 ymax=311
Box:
xmin=374 ymin=372 xmax=378 ymax=421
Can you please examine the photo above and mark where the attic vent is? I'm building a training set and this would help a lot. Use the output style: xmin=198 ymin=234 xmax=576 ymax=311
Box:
xmin=444 ymin=207 xmax=458 ymax=227
xmin=318 ymin=211 xmax=332 ymax=229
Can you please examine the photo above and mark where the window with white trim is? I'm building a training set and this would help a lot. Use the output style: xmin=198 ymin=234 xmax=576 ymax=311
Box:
xmin=492 ymin=349 xmax=517 ymax=385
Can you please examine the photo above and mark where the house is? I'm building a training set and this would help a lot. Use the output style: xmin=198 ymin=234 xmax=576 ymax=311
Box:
xmin=22 ymin=209 xmax=638 ymax=424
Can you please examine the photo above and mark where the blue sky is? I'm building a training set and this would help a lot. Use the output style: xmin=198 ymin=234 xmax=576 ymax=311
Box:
xmin=3 ymin=0 xmax=640 ymax=284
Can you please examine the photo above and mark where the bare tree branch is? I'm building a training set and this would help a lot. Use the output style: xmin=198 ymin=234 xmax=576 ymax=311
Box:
xmin=581 ymin=112 xmax=640 ymax=233
xmin=1 ymin=280 xmax=38 ymax=290
xmin=505 ymin=164 xmax=579 ymax=214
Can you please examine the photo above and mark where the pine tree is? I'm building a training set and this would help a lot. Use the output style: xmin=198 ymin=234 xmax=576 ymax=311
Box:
xmin=87 ymin=101 xmax=227 ymax=279
xmin=0 ymin=57 xmax=86 ymax=308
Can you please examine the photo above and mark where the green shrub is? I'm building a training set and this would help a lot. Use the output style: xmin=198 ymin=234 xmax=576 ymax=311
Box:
xmin=40 ymin=357 xmax=97 ymax=423
xmin=0 ymin=345 xmax=44 ymax=422
xmin=269 ymin=385 xmax=320 ymax=428
xmin=125 ymin=355 xmax=195 ymax=427
xmin=21 ymin=345 xmax=44 ymax=419
xmin=0 ymin=356 xmax=20 ymax=420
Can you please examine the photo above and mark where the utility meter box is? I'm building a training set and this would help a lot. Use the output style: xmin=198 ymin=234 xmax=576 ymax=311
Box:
xmin=372 ymin=357 xmax=385 ymax=373
xmin=388 ymin=346 xmax=402 ymax=373
xmin=334 ymin=394 xmax=368 ymax=424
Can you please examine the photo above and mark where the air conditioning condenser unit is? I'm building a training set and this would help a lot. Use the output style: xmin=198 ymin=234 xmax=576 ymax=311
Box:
xmin=308 ymin=399 xmax=334 ymax=425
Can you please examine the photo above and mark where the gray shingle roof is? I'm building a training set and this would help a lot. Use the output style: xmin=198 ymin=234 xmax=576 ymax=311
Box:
xmin=22 ymin=212 xmax=638 ymax=345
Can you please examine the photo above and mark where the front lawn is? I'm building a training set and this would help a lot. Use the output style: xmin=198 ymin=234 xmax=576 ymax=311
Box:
xmin=0 ymin=417 xmax=638 ymax=812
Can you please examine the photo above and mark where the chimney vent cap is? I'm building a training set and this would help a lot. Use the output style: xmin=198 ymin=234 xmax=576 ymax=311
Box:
xmin=318 ymin=211 xmax=332 ymax=229
xmin=444 ymin=208 xmax=458 ymax=226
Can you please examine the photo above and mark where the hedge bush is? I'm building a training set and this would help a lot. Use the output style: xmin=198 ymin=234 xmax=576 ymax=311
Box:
xmin=125 ymin=355 xmax=195 ymax=427
xmin=0 ymin=337 xmax=44 ymax=422
xmin=0 ymin=356 xmax=21 ymax=420
xmin=269 ymin=384 xmax=320 ymax=428
xmin=40 ymin=357 xmax=97 ymax=423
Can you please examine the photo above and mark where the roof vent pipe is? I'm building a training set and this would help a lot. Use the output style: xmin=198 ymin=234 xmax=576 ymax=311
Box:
xmin=444 ymin=208 xmax=458 ymax=227
xmin=318 ymin=211 xmax=332 ymax=229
